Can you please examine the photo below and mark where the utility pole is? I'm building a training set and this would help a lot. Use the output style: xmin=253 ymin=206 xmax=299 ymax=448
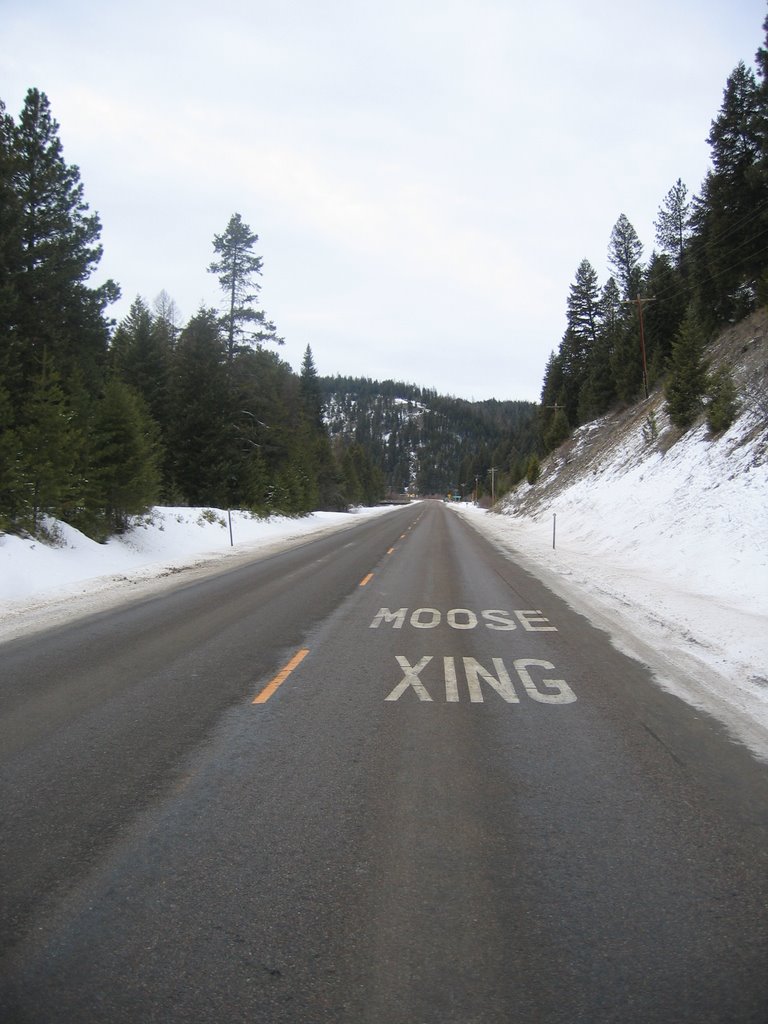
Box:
xmin=488 ymin=467 xmax=498 ymax=505
xmin=623 ymin=296 xmax=655 ymax=399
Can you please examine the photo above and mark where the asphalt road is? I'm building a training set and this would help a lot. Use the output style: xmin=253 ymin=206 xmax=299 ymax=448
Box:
xmin=1 ymin=500 xmax=767 ymax=1023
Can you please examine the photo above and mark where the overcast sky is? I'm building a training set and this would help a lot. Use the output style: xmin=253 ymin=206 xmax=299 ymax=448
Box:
xmin=3 ymin=0 xmax=765 ymax=401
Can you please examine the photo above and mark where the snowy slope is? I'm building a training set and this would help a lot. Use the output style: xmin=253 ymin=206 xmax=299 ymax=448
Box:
xmin=451 ymin=318 xmax=768 ymax=761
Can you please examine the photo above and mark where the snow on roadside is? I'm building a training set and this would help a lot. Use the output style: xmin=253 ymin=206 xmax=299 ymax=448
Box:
xmin=0 ymin=505 xmax=402 ymax=643
xmin=450 ymin=404 xmax=768 ymax=762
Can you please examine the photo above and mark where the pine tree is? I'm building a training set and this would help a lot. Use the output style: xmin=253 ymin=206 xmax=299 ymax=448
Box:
xmin=0 ymin=385 xmax=21 ymax=530
xmin=299 ymin=345 xmax=324 ymax=429
xmin=574 ymin=277 xmax=618 ymax=420
xmin=297 ymin=345 xmax=343 ymax=509
xmin=538 ymin=350 xmax=568 ymax=451
xmin=90 ymin=379 xmax=160 ymax=535
xmin=665 ymin=307 xmax=709 ymax=429
xmin=752 ymin=7 xmax=768 ymax=288
xmin=690 ymin=62 xmax=766 ymax=320
xmin=8 ymin=89 xmax=118 ymax=394
xmin=560 ymin=259 xmax=601 ymax=424
xmin=167 ymin=308 xmax=231 ymax=505
xmin=706 ymin=366 xmax=739 ymax=433
xmin=0 ymin=99 xmax=22 ymax=395
xmin=654 ymin=179 xmax=692 ymax=267
xmin=208 ymin=213 xmax=281 ymax=363
xmin=642 ymin=253 xmax=688 ymax=380
xmin=15 ymin=360 xmax=81 ymax=532
xmin=610 ymin=325 xmax=646 ymax=406
xmin=543 ymin=407 xmax=570 ymax=452
xmin=606 ymin=215 xmax=648 ymax=404
xmin=111 ymin=297 xmax=172 ymax=426
xmin=566 ymin=259 xmax=601 ymax=345
xmin=577 ymin=277 xmax=621 ymax=419
xmin=110 ymin=296 xmax=174 ymax=492
xmin=608 ymin=213 xmax=644 ymax=300
xmin=525 ymin=453 xmax=541 ymax=485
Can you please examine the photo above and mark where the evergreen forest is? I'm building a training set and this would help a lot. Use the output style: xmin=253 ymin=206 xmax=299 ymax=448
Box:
xmin=539 ymin=13 xmax=768 ymax=448
xmin=1 ymin=9 xmax=768 ymax=540
xmin=319 ymin=377 xmax=537 ymax=500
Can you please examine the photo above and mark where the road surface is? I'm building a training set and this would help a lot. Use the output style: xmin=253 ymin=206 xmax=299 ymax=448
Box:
xmin=1 ymin=500 xmax=767 ymax=1022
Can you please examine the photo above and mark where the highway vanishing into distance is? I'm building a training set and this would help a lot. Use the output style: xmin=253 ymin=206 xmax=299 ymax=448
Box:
xmin=1 ymin=500 xmax=767 ymax=1023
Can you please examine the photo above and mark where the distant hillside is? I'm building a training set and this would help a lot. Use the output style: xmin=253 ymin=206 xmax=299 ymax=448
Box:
xmin=319 ymin=376 xmax=538 ymax=498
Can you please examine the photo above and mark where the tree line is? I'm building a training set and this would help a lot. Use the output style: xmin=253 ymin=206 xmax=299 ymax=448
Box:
xmin=0 ymin=89 xmax=377 ymax=539
xmin=539 ymin=12 xmax=768 ymax=449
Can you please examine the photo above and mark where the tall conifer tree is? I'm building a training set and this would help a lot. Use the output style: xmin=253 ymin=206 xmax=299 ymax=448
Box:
xmin=167 ymin=308 xmax=231 ymax=505
xmin=0 ymin=99 xmax=21 ymax=393
xmin=9 ymin=89 xmax=118 ymax=393
xmin=16 ymin=361 xmax=81 ymax=531
xmin=560 ymin=259 xmax=601 ymax=424
xmin=690 ymin=62 xmax=766 ymax=319
xmin=665 ymin=307 xmax=709 ymax=429
xmin=208 ymin=213 xmax=281 ymax=363
xmin=299 ymin=345 xmax=324 ymax=429
xmin=654 ymin=179 xmax=692 ymax=267
xmin=90 ymin=379 xmax=160 ymax=535
xmin=608 ymin=214 xmax=644 ymax=299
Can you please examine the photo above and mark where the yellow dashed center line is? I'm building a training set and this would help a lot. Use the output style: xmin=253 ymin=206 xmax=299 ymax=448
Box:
xmin=252 ymin=648 xmax=310 ymax=704
xmin=252 ymin=515 xmax=420 ymax=705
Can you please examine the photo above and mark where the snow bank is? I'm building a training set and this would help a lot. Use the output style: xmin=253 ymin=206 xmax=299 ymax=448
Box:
xmin=451 ymin=402 xmax=768 ymax=761
xmin=0 ymin=506 xmax=400 ymax=641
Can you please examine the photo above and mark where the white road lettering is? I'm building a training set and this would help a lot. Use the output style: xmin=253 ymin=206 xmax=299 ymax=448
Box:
xmin=370 ymin=607 xmax=407 ymax=629
xmin=515 ymin=610 xmax=557 ymax=632
xmin=463 ymin=657 xmax=520 ymax=703
xmin=444 ymin=657 xmax=459 ymax=702
xmin=386 ymin=655 xmax=577 ymax=704
xmin=369 ymin=608 xmax=557 ymax=631
xmin=514 ymin=659 xmax=577 ymax=704
xmin=385 ymin=655 xmax=434 ymax=701
xmin=410 ymin=608 xmax=441 ymax=628
xmin=447 ymin=609 xmax=478 ymax=630
xmin=481 ymin=610 xmax=517 ymax=630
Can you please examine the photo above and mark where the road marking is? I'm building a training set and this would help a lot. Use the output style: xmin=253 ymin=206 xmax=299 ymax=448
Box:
xmin=252 ymin=649 xmax=310 ymax=704
xmin=360 ymin=573 xmax=374 ymax=587
xmin=369 ymin=608 xmax=557 ymax=631
xmin=385 ymin=655 xmax=434 ymax=701
xmin=444 ymin=656 xmax=459 ymax=702
xmin=516 ymin=610 xmax=558 ymax=632
xmin=464 ymin=657 xmax=519 ymax=702
xmin=385 ymin=655 xmax=577 ymax=704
